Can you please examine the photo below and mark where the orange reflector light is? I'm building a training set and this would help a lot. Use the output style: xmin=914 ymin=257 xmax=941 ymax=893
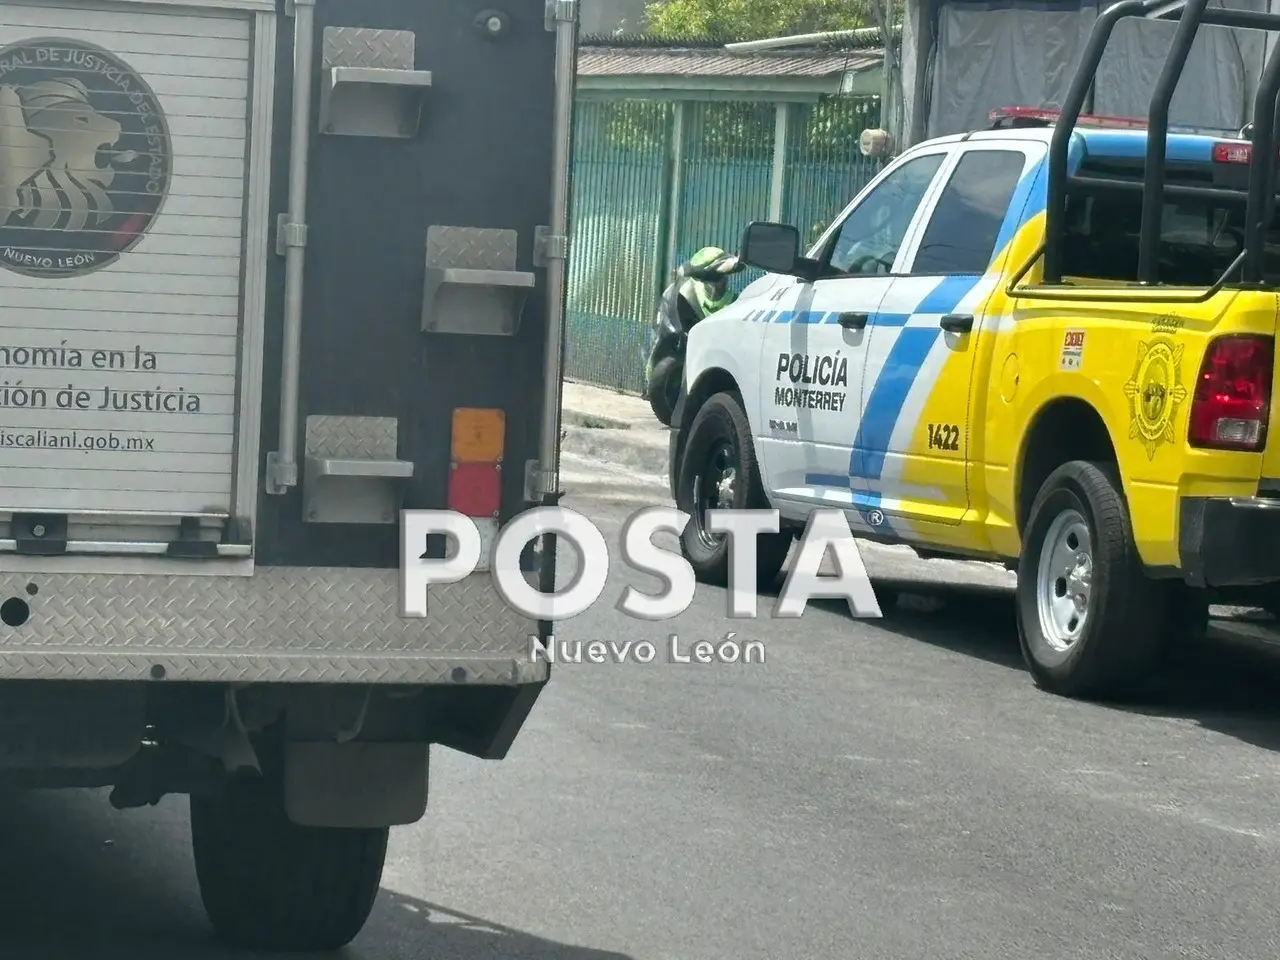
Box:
xmin=449 ymin=462 xmax=501 ymax=518
xmin=451 ymin=408 xmax=505 ymax=463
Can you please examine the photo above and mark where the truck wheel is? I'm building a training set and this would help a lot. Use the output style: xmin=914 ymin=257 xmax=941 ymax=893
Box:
xmin=647 ymin=355 xmax=681 ymax=426
xmin=190 ymin=774 xmax=388 ymax=952
xmin=1016 ymin=460 xmax=1166 ymax=700
xmin=676 ymin=391 xmax=791 ymax=588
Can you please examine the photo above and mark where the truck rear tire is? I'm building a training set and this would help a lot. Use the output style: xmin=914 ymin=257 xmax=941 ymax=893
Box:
xmin=676 ymin=391 xmax=792 ymax=589
xmin=1016 ymin=460 xmax=1166 ymax=700
xmin=191 ymin=774 xmax=388 ymax=952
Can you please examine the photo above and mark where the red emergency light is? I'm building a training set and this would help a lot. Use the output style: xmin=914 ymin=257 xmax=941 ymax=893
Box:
xmin=1212 ymin=141 xmax=1252 ymax=164
xmin=1209 ymin=141 xmax=1280 ymax=165
xmin=988 ymin=106 xmax=1150 ymax=130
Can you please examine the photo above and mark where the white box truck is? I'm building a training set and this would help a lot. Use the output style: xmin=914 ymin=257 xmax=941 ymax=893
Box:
xmin=0 ymin=0 xmax=574 ymax=950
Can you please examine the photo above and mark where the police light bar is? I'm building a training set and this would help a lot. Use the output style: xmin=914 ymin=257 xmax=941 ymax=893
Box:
xmin=988 ymin=106 xmax=1150 ymax=130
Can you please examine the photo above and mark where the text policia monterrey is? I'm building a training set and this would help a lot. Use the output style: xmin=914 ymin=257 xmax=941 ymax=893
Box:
xmin=0 ymin=343 xmax=202 ymax=413
xmin=774 ymin=351 xmax=848 ymax=412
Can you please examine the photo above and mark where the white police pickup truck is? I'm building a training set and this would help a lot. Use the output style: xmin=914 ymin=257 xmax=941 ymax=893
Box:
xmin=664 ymin=107 xmax=1280 ymax=702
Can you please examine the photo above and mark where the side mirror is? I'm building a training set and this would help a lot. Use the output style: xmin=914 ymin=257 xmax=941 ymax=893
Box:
xmin=740 ymin=221 xmax=802 ymax=276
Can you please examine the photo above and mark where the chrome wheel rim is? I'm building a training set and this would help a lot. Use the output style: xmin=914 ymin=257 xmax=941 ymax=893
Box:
xmin=1035 ymin=509 xmax=1093 ymax=654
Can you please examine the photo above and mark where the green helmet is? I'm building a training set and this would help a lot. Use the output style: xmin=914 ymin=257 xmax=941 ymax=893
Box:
xmin=681 ymin=246 xmax=740 ymax=317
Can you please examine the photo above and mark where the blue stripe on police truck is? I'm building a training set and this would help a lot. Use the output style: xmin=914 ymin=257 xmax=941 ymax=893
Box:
xmin=788 ymin=271 xmax=983 ymax=535
xmin=742 ymin=309 xmax=915 ymax=327
xmin=849 ymin=273 xmax=984 ymax=481
xmin=757 ymin=150 xmax=1052 ymax=534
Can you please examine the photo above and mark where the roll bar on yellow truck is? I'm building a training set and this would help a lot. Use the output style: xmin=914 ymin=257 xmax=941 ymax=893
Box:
xmin=667 ymin=0 xmax=1280 ymax=702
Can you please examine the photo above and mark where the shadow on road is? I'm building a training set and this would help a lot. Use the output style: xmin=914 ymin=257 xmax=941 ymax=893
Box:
xmin=808 ymin=577 xmax=1280 ymax=755
xmin=0 ymin=788 xmax=633 ymax=960
xmin=371 ymin=895 xmax=634 ymax=960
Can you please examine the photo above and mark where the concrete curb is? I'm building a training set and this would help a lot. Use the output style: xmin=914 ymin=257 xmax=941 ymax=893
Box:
xmin=561 ymin=408 xmax=632 ymax=431
xmin=560 ymin=421 xmax=670 ymax=478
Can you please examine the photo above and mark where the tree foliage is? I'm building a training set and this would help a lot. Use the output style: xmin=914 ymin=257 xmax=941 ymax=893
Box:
xmin=643 ymin=0 xmax=876 ymax=41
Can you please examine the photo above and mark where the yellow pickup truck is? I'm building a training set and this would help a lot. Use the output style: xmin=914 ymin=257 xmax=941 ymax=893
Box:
xmin=667 ymin=0 xmax=1280 ymax=700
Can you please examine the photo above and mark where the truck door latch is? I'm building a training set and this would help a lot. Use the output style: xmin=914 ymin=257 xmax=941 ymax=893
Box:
xmin=534 ymin=226 xmax=567 ymax=267
xmin=276 ymin=214 xmax=308 ymax=257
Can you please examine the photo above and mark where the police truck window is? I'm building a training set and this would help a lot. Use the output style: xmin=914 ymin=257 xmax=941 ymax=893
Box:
xmin=911 ymin=150 xmax=1026 ymax=275
xmin=827 ymin=153 xmax=945 ymax=276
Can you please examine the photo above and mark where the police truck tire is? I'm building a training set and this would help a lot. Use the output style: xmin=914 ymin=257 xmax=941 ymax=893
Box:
xmin=1016 ymin=460 xmax=1166 ymax=700
xmin=647 ymin=355 xmax=680 ymax=426
xmin=676 ymin=391 xmax=791 ymax=589
xmin=190 ymin=774 xmax=388 ymax=952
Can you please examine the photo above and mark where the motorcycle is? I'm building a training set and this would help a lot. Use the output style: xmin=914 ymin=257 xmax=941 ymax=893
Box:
xmin=643 ymin=246 xmax=745 ymax=426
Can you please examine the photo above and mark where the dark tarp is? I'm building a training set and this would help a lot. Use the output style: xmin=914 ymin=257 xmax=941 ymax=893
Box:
xmin=926 ymin=0 xmax=1269 ymax=138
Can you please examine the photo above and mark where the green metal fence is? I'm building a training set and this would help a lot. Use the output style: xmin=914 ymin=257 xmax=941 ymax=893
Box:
xmin=565 ymin=94 xmax=883 ymax=394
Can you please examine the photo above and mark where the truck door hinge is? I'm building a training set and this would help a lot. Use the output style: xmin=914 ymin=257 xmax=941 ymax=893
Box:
xmin=265 ymin=451 xmax=298 ymax=493
xmin=276 ymin=213 xmax=308 ymax=257
xmin=544 ymin=0 xmax=577 ymax=31
xmin=524 ymin=459 xmax=560 ymax=502
xmin=533 ymin=226 xmax=567 ymax=267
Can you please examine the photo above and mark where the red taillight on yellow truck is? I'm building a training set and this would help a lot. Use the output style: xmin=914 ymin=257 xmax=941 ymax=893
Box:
xmin=1188 ymin=335 xmax=1274 ymax=451
xmin=449 ymin=408 xmax=505 ymax=518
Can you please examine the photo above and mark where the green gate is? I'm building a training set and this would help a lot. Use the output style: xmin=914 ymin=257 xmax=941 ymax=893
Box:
xmin=565 ymin=94 xmax=883 ymax=395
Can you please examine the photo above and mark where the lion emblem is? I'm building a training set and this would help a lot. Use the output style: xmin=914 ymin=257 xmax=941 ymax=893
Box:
xmin=0 ymin=76 xmax=134 ymax=233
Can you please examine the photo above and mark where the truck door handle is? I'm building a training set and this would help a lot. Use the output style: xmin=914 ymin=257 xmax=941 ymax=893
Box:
xmin=940 ymin=313 xmax=974 ymax=334
xmin=838 ymin=311 xmax=869 ymax=330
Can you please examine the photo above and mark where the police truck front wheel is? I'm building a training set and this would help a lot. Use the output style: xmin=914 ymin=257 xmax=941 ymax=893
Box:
xmin=191 ymin=774 xmax=387 ymax=952
xmin=675 ymin=391 xmax=792 ymax=589
xmin=1016 ymin=460 xmax=1167 ymax=700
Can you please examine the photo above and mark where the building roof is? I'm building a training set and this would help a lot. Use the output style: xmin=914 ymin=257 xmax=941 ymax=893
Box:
xmin=577 ymin=46 xmax=881 ymax=78
xmin=576 ymin=35 xmax=884 ymax=79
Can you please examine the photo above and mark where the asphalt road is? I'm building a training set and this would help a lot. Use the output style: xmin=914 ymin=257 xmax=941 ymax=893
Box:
xmin=4 ymin=453 xmax=1280 ymax=959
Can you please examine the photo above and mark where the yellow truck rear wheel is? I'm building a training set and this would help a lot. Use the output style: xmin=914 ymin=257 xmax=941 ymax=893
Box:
xmin=1016 ymin=460 xmax=1169 ymax=700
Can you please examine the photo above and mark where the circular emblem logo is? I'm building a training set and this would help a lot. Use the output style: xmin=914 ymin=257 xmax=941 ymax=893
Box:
xmin=0 ymin=37 xmax=171 ymax=278
xmin=1123 ymin=336 xmax=1189 ymax=460
xmin=867 ymin=508 xmax=885 ymax=527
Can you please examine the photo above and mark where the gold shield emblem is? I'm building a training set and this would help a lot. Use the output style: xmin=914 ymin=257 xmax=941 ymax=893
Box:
xmin=1123 ymin=336 xmax=1188 ymax=460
